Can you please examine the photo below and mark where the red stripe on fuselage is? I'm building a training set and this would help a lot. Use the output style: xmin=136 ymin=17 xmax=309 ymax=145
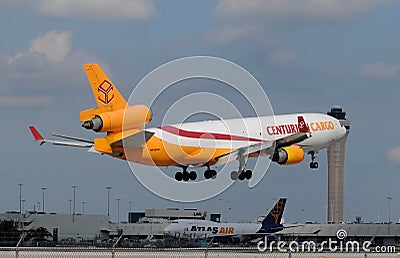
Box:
xmin=158 ymin=126 xmax=264 ymax=142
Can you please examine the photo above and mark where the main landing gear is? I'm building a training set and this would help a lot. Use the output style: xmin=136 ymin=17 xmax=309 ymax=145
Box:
xmin=174 ymin=166 xmax=217 ymax=181
xmin=309 ymin=151 xmax=319 ymax=169
xmin=230 ymin=150 xmax=252 ymax=181
xmin=175 ymin=167 xmax=197 ymax=182
xmin=230 ymin=169 xmax=252 ymax=181
xmin=174 ymin=159 xmax=254 ymax=182
xmin=204 ymin=169 xmax=217 ymax=179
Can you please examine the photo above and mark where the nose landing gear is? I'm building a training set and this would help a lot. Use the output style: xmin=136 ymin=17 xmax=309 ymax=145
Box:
xmin=309 ymin=151 xmax=319 ymax=169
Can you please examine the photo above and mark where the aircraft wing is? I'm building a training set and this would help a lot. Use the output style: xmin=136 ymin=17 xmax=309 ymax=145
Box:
xmin=110 ymin=130 xmax=155 ymax=149
xmin=213 ymin=141 xmax=275 ymax=167
xmin=275 ymin=131 xmax=309 ymax=149
xmin=206 ymin=224 xmax=304 ymax=243
xmin=213 ymin=116 xmax=311 ymax=167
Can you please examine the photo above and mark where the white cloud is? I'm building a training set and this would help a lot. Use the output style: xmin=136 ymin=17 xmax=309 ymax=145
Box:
xmin=388 ymin=146 xmax=400 ymax=164
xmin=10 ymin=30 xmax=72 ymax=65
xmin=0 ymin=31 xmax=101 ymax=108
xmin=36 ymin=0 xmax=156 ymax=20
xmin=216 ymin=0 xmax=388 ymax=23
xmin=0 ymin=96 xmax=53 ymax=108
xmin=362 ymin=62 xmax=400 ymax=80
xmin=267 ymin=49 xmax=300 ymax=66
xmin=29 ymin=30 xmax=72 ymax=63
xmin=201 ymin=24 xmax=262 ymax=44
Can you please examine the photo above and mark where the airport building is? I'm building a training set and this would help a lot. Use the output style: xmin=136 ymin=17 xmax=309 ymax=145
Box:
xmin=0 ymin=208 xmax=220 ymax=242
xmin=0 ymin=212 xmax=109 ymax=241
xmin=128 ymin=208 xmax=220 ymax=223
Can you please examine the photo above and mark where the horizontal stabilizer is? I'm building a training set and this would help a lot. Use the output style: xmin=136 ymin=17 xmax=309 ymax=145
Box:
xmin=29 ymin=126 xmax=93 ymax=148
xmin=51 ymin=133 xmax=94 ymax=144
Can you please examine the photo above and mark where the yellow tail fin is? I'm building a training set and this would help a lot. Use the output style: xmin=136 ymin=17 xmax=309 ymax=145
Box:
xmin=84 ymin=64 xmax=127 ymax=110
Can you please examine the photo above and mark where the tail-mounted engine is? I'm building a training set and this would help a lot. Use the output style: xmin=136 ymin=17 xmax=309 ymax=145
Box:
xmin=81 ymin=104 xmax=151 ymax=133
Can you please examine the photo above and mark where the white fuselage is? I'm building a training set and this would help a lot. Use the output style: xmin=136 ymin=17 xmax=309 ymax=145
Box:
xmin=140 ymin=113 xmax=346 ymax=167
xmin=164 ymin=219 xmax=262 ymax=238
xmin=150 ymin=113 xmax=345 ymax=151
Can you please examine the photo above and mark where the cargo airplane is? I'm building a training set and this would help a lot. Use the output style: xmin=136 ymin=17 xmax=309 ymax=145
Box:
xmin=29 ymin=64 xmax=347 ymax=181
xmin=163 ymin=198 xmax=287 ymax=243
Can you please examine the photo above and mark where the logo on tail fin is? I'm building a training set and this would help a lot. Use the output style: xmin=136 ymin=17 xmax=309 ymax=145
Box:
xmin=270 ymin=199 xmax=286 ymax=224
xmin=98 ymin=80 xmax=114 ymax=105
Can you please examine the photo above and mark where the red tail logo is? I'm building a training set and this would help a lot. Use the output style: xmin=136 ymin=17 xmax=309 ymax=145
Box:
xmin=298 ymin=116 xmax=309 ymax=133
xmin=98 ymin=80 xmax=114 ymax=105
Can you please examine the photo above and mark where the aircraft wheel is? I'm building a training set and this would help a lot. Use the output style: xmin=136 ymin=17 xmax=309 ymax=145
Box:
xmin=183 ymin=171 xmax=190 ymax=181
xmin=204 ymin=169 xmax=211 ymax=179
xmin=309 ymin=162 xmax=319 ymax=169
xmin=238 ymin=172 xmax=245 ymax=181
xmin=210 ymin=169 xmax=217 ymax=179
xmin=230 ymin=171 xmax=238 ymax=180
xmin=175 ymin=172 xmax=183 ymax=181
xmin=189 ymin=171 xmax=197 ymax=181
xmin=244 ymin=170 xmax=252 ymax=180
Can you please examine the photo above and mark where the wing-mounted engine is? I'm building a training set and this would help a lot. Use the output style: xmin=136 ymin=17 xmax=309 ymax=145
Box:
xmin=80 ymin=104 xmax=152 ymax=133
xmin=272 ymin=145 xmax=304 ymax=165
xmin=229 ymin=236 xmax=243 ymax=244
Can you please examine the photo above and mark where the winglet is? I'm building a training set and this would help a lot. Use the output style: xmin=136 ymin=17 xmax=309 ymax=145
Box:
xmin=29 ymin=126 xmax=44 ymax=141
xmin=298 ymin=116 xmax=309 ymax=133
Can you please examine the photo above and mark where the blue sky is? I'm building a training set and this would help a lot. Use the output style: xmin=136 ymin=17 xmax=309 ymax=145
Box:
xmin=1 ymin=0 xmax=400 ymax=224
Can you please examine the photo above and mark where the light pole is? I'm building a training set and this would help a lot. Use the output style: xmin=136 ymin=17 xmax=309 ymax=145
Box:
xmin=129 ymin=201 xmax=133 ymax=212
xmin=377 ymin=204 xmax=380 ymax=223
xmin=72 ymin=185 xmax=77 ymax=222
xmin=82 ymin=201 xmax=86 ymax=215
xmin=106 ymin=186 xmax=112 ymax=218
xmin=69 ymin=199 xmax=72 ymax=215
xmin=116 ymin=198 xmax=121 ymax=223
xmin=21 ymin=199 xmax=25 ymax=213
xmin=387 ymin=196 xmax=392 ymax=224
xmin=18 ymin=184 xmax=23 ymax=214
xmin=41 ymin=187 xmax=47 ymax=212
